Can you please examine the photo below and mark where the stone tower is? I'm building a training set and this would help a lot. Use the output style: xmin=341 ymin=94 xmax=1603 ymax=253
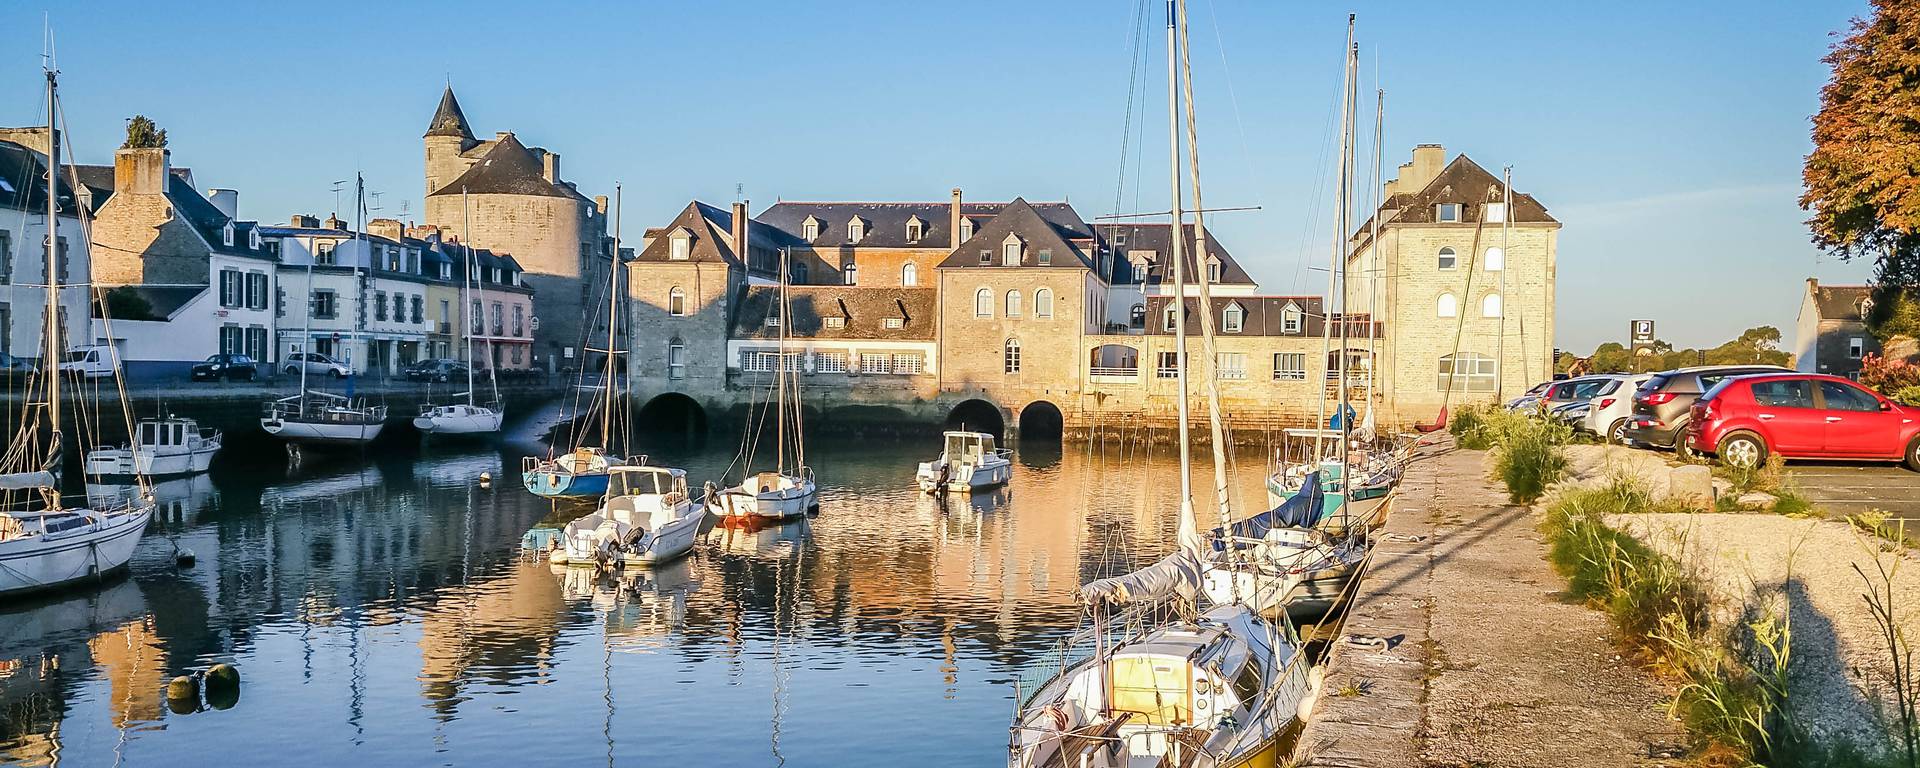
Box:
xmin=423 ymin=86 xmax=479 ymax=201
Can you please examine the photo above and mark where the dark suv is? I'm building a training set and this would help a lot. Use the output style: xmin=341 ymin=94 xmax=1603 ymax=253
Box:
xmin=405 ymin=358 xmax=470 ymax=383
xmin=1622 ymin=365 xmax=1790 ymax=452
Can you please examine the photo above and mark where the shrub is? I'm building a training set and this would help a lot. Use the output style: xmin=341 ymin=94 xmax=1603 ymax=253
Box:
xmin=1488 ymin=411 xmax=1571 ymax=503
xmin=1862 ymin=353 xmax=1920 ymax=398
xmin=1449 ymin=403 xmax=1496 ymax=449
xmin=1894 ymin=386 xmax=1920 ymax=408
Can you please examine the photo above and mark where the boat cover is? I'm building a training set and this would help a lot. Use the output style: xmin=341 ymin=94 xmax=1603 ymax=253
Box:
xmin=1078 ymin=550 xmax=1202 ymax=606
xmin=1213 ymin=472 xmax=1323 ymax=550
xmin=0 ymin=471 xmax=55 ymax=491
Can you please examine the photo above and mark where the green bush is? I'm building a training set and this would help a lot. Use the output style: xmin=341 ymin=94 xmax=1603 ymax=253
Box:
xmin=1488 ymin=411 xmax=1571 ymax=503
xmin=1894 ymin=385 xmax=1920 ymax=408
xmin=1449 ymin=403 xmax=1496 ymax=449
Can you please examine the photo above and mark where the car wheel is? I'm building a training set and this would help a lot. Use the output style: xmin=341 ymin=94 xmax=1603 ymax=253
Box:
xmin=244 ymin=370 xmax=257 ymax=382
xmin=332 ymin=370 xmax=346 ymax=378
xmin=1905 ymin=437 xmax=1920 ymax=473
xmin=285 ymin=366 xmax=298 ymax=376
xmin=1718 ymin=432 xmax=1767 ymax=470
xmin=1608 ymin=418 xmax=1630 ymax=446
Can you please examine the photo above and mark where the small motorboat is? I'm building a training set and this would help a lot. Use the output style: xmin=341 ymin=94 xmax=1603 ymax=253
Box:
xmin=550 ymin=465 xmax=705 ymax=567
xmin=523 ymin=447 xmax=619 ymax=499
xmin=915 ymin=431 xmax=1012 ymax=494
xmin=712 ymin=469 xmax=816 ymax=524
xmin=84 ymin=416 xmax=220 ymax=481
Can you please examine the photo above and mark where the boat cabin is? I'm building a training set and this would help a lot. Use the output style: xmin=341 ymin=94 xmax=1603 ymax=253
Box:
xmin=604 ymin=466 xmax=691 ymax=529
xmin=941 ymin=431 xmax=1000 ymax=465
xmin=136 ymin=417 xmax=207 ymax=452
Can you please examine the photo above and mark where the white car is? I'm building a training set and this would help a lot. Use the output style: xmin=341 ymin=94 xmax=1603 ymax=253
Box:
xmin=282 ymin=352 xmax=351 ymax=378
xmin=1578 ymin=373 xmax=1653 ymax=444
xmin=58 ymin=345 xmax=120 ymax=379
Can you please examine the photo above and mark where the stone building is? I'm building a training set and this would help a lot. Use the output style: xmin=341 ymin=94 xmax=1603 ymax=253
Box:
xmin=421 ymin=87 xmax=615 ymax=373
xmin=1347 ymin=145 xmax=1559 ymax=426
xmin=1793 ymin=279 xmax=1879 ymax=379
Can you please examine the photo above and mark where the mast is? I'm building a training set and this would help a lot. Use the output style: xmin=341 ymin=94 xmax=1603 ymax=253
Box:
xmin=601 ymin=185 xmax=621 ymax=448
xmin=42 ymin=66 xmax=61 ymax=509
xmin=1497 ymin=166 xmax=1511 ymax=399
xmin=1335 ymin=34 xmax=1359 ymax=523
xmin=1174 ymin=0 xmax=1233 ymax=536
xmin=775 ymin=247 xmax=789 ymax=475
xmin=462 ymin=187 xmax=475 ymax=403
xmin=1163 ymin=0 xmax=1197 ymax=552
xmin=1316 ymin=18 xmax=1357 ymax=463
xmin=350 ymin=174 xmax=365 ymax=397
xmin=1365 ymin=89 xmax=1384 ymax=427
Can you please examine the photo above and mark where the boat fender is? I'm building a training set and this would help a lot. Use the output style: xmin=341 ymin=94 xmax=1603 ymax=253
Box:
xmin=1041 ymin=703 xmax=1071 ymax=732
xmin=478 ymin=471 xmax=493 ymax=488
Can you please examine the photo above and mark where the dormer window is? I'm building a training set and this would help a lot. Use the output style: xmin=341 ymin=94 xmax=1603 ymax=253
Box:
xmin=1435 ymin=203 xmax=1462 ymax=222
xmin=1206 ymin=256 xmax=1222 ymax=283
xmin=1223 ymin=302 xmax=1244 ymax=333
xmin=1000 ymin=233 xmax=1022 ymax=266
xmin=905 ymin=215 xmax=925 ymax=242
xmin=670 ymin=228 xmax=692 ymax=260
xmin=847 ymin=217 xmax=866 ymax=244
xmin=959 ymin=218 xmax=975 ymax=242
xmin=438 ymin=262 xmax=452 ymax=279
xmin=978 ymin=250 xmax=991 ymax=266
xmin=1859 ymin=297 xmax=1874 ymax=318
xmin=1037 ymin=248 xmax=1053 ymax=266
xmin=222 ymin=223 xmax=235 ymax=247
xmin=1282 ymin=302 xmax=1303 ymax=334
xmin=1164 ymin=306 xmax=1179 ymax=332
xmin=802 ymin=216 xmax=821 ymax=241
xmin=249 ymin=229 xmax=261 ymax=249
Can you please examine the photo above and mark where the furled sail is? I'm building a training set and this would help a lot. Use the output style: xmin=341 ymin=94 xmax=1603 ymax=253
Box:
xmin=1078 ymin=550 xmax=1203 ymax=606
xmin=0 ymin=470 xmax=55 ymax=491
xmin=1212 ymin=472 xmax=1324 ymax=550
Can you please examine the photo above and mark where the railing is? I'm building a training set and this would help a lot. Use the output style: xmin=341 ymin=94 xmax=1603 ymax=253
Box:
xmin=1089 ymin=366 xmax=1139 ymax=378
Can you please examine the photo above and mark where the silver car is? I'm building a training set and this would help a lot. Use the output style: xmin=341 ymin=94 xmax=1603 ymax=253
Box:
xmin=1580 ymin=372 xmax=1653 ymax=444
xmin=282 ymin=352 xmax=350 ymax=378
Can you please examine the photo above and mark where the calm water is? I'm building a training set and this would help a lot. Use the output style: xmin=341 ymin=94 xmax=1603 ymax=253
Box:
xmin=0 ymin=432 xmax=1276 ymax=767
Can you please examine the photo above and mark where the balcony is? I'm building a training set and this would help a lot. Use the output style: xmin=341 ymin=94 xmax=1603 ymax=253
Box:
xmin=1089 ymin=366 xmax=1139 ymax=383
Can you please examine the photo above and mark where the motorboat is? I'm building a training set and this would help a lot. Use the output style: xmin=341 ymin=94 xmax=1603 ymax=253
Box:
xmin=83 ymin=416 xmax=219 ymax=481
xmin=916 ymin=431 xmax=1012 ymax=494
xmin=523 ymin=447 xmax=620 ymax=499
xmin=550 ymin=465 xmax=706 ymax=567
xmin=261 ymin=392 xmax=387 ymax=447
xmin=414 ymin=402 xmax=504 ymax=436
xmin=713 ymin=469 xmax=817 ymax=524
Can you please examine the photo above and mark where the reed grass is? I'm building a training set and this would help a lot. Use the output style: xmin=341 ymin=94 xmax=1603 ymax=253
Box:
xmin=1481 ymin=409 xmax=1572 ymax=504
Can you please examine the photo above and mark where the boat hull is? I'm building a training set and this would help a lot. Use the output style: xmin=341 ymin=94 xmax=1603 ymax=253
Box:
xmin=716 ymin=479 xmax=816 ymax=523
xmin=523 ymin=469 xmax=610 ymax=499
xmin=550 ymin=508 xmax=705 ymax=567
xmin=0 ymin=506 xmax=154 ymax=598
xmin=413 ymin=410 xmax=504 ymax=436
xmin=261 ymin=418 xmax=385 ymax=446
xmin=83 ymin=445 xmax=216 ymax=482
xmin=916 ymin=458 xmax=1011 ymax=494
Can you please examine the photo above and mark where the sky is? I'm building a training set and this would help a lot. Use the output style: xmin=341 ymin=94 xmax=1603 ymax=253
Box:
xmin=0 ymin=0 xmax=1878 ymax=353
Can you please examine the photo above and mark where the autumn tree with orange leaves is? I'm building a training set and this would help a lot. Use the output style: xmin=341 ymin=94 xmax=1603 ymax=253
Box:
xmin=1802 ymin=0 xmax=1920 ymax=339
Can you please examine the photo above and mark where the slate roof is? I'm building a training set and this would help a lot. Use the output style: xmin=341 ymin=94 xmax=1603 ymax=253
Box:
xmin=69 ymin=162 xmax=193 ymax=209
xmin=935 ymin=198 xmax=1097 ymax=270
xmin=756 ymin=199 xmax=1093 ymax=249
xmin=1354 ymin=155 xmax=1556 ymax=249
xmin=428 ymin=133 xmax=576 ymax=199
xmin=1810 ymin=283 xmax=1872 ymax=322
xmin=1100 ymin=222 xmax=1255 ymax=286
xmin=0 ymin=139 xmax=81 ymax=211
xmin=730 ymin=286 xmax=936 ymax=341
xmin=95 ymin=285 xmax=206 ymax=321
xmin=424 ymin=86 xmax=476 ymax=140
xmin=633 ymin=201 xmax=779 ymax=267
xmin=1142 ymin=295 xmax=1382 ymax=338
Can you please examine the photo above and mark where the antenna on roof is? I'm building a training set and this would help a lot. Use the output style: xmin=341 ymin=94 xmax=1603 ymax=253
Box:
xmin=369 ymin=190 xmax=384 ymax=214
xmin=330 ymin=180 xmax=348 ymax=220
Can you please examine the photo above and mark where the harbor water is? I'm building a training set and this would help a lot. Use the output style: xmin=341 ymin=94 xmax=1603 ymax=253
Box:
xmin=0 ymin=434 xmax=1277 ymax=767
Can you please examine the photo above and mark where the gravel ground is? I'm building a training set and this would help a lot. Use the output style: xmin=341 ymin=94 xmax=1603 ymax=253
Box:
xmin=1613 ymin=512 xmax=1915 ymax=758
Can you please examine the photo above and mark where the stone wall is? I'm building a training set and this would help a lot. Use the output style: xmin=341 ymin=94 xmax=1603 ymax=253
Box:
xmin=628 ymin=259 xmax=737 ymax=393
xmin=428 ymin=191 xmax=608 ymax=370
xmin=936 ymin=268 xmax=1095 ymax=418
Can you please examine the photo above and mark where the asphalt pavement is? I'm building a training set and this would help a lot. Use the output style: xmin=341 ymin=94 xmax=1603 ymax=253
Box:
xmin=1789 ymin=462 xmax=1920 ymax=520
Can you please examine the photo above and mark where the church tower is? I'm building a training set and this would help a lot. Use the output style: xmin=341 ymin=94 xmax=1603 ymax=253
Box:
xmin=423 ymin=86 xmax=478 ymax=200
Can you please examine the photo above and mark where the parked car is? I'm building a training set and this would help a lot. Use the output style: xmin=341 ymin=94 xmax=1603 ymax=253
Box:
xmin=1580 ymin=373 xmax=1654 ymax=444
xmin=1506 ymin=381 xmax=1555 ymax=412
xmin=1540 ymin=375 xmax=1620 ymax=413
xmin=1622 ymin=365 xmax=1791 ymax=454
xmin=1687 ymin=373 xmax=1920 ymax=470
xmin=1550 ymin=399 xmax=1591 ymax=429
xmin=190 ymin=353 xmax=258 ymax=382
xmin=58 ymin=345 xmax=119 ymax=379
xmin=405 ymin=358 xmax=470 ymax=383
xmin=282 ymin=352 xmax=350 ymax=378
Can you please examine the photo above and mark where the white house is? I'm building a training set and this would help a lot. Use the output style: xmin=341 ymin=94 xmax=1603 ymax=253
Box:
xmin=0 ymin=136 xmax=93 ymax=366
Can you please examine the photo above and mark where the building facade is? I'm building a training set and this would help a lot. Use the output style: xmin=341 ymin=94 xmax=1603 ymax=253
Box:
xmin=0 ymin=135 xmax=93 ymax=366
xmin=1793 ymin=279 xmax=1879 ymax=379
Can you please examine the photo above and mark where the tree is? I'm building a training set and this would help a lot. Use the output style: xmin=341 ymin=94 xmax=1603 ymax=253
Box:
xmin=122 ymin=115 xmax=166 ymax=149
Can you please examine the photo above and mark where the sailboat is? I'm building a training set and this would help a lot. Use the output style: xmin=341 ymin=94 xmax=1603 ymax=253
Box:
xmin=523 ymin=186 xmax=629 ymax=499
xmin=1009 ymin=5 xmax=1314 ymax=765
xmin=415 ymin=189 xmax=504 ymax=436
xmin=261 ymin=175 xmax=387 ymax=446
xmin=713 ymin=247 xmax=816 ymax=524
xmin=1 ymin=64 xmax=155 ymax=598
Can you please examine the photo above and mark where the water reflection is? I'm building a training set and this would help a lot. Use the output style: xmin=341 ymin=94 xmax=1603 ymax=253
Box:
xmin=0 ymin=439 xmax=1271 ymax=767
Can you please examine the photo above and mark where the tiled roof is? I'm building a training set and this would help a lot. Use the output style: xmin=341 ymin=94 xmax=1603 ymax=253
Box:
xmin=935 ymin=197 xmax=1096 ymax=271
xmin=0 ymin=140 xmax=81 ymax=212
xmin=424 ymin=86 xmax=475 ymax=140
xmin=730 ymin=286 xmax=936 ymax=341
xmin=757 ymin=199 xmax=1092 ymax=249
xmin=634 ymin=201 xmax=752 ymax=265
xmin=1353 ymin=155 xmax=1556 ymax=248
xmin=428 ymin=133 xmax=574 ymax=199
xmin=95 ymin=285 xmax=206 ymax=321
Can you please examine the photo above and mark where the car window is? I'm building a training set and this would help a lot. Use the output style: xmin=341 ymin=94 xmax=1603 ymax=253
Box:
xmin=1594 ymin=380 xmax=1623 ymax=396
xmin=206 ymin=355 xmax=221 ymax=362
xmin=1572 ymin=380 xmax=1610 ymax=398
xmin=1550 ymin=383 xmax=1573 ymax=399
xmin=1819 ymin=381 xmax=1882 ymax=412
xmin=1750 ymin=380 xmax=1814 ymax=408
xmin=235 ymin=356 xmax=252 ymax=365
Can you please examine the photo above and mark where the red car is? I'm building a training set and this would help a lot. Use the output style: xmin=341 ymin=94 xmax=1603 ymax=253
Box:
xmin=1687 ymin=373 xmax=1920 ymax=470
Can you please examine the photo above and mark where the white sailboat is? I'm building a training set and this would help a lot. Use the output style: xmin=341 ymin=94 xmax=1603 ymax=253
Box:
xmin=262 ymin=174 xmax=387 ymax=446
xmin=1009 ymin=6 xmax=1314 ymax=765
xmin=915 ymin=430 xmax=1011 ymax=494
xmin=550 ymin=464 xmax=705 ymax=567
xmin=416 ymin=188 xmax=503 ymax=436
xmin=714 ymin=248 xmax=816 ymax=524
xmin=83 ymin=415 xmax=220 ymax=481
xmin=1 ymin=65 xmax=155 ymax=598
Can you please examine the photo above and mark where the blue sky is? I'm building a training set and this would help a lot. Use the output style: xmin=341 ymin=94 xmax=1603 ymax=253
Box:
xmin=0 ymin=0 xmax=1876 ymax=352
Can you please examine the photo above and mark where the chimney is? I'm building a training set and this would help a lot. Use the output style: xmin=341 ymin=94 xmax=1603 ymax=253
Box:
xmin=594 ymin=195 xmax=609 ymax=215
xmin=732 ymin=200 xmax=749 ymax=258
xmin=541 ymin=151 xmax=560 ymax=182
xmin=368 ymin=218 xmax=405 ymax=241
xmin=1405 ymin=144 xmax=1446 ymax=192
xmin=324 ymin=214 xmax=347 ymax=231
xmin=0 ymin=127 xmax=51 ymax=155
xmin=207 ymin=188 xmax=238 ymax=219
xmin=949 ymin=187 xmax=964 ymax=249
xmin=112 ymin=147 xmax=171 ymax=196
xmin=290 ymin=214 xmax=319 ymax=228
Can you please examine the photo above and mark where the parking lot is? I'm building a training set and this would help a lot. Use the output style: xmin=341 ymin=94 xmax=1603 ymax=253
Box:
xmin=1788 ymin=462 xmax=1920 ymax=520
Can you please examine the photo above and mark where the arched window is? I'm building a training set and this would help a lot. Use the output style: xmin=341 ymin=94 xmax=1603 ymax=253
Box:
xmin=844 ymin=263 xmax=858 ymax=285
xmin=1484 ymin=246 xmax=1504 ymax=271
xmin=901 ymin=262 xmax=918 ymax=286
xmin=1437 ymin=247 xmax=1457 ymax=270
xmin=1437 ymin=353 xmax=1496 ymax=392
xmin=1035 ymin=288 xmax=1054 ymax=318
xmin=1004 ymin=338 xmax=1021 ymax=374
xmin=974 ymin=288 xmax=992 ymax=317
xmin=1129 ymin=303 xmax=1147 ymax=328
xmin=1005 ymin=289 xmax=1023 ymax=317
xmin=1482 ymin=293 xmax=1502 ymax=318
xmin=1437 ymin=293 xmax=1458 ymax=318
xmin=668 ymin=286 xmax=686 ymax=316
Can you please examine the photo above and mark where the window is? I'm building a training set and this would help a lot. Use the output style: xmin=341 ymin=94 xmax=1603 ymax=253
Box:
xmin=374 ymin=291 xmax=389 ymax=321
xmin=883 ymin=317 xmax=905 ymax=329
xmin=218 ymin=269 xmax=241 ymax=308
xmin=816 ymin=351 xmax=849 ymax=373
xmin=1437 ymin=293 xmax=1458 ymax=318
xmin=742 ymin=350 xmax=778 ymax=372
xmin=792 ymin=262 xmax=807 ymax=283
xmin=859 ymin=352 xmax=891 ymax=374
xmin=439 ymin=299 xmax=451 ymax=328
xmin=1129 ymin=304 xmax=1147 ymax=329
xmin=472 ymin=299 xmax=484 ymax=334
xmin=1436 ymin=203 xmax=1461 ymax=222
xmin=1216 ymin=352 xmax=1246 ymax=380
xmin=222 ymin=224 xmax=234 ymax=247
xmin=1282 ymin=303 xmax=1302 ymax=334
xmin=824 ymin=316 xmax=846 ymax=329
xmin=246 ymin=272 xmax=269 ymax=310
xmin=0 ymin=232 xmax=9 ymax=284
xmin=316 ymin=242 xmax=335 ymax=265
xmin=1002 ymin=234 xmax=1022 ymax=266
xmin=668 ymin=287 xmax=687 ymax=316
xmin=667 ymin=344 xmax=686 ymax=379
xmin=902 ymin=262 xmax=918 ymax=286
xmin=412 ymin=295 xmax=424 ymax=324
xmin=246 ymin=326 xmax=268 ymax=361
xmin=512 ymin=305 xmax=524 ymax=336
xmin=1859 ymin=298 xmax=1874 ymax=319
xmin=511 ymin=346 xmax=522 ymax=365
xmin=1207 ymin=258 xmax=1221 ymax=283
xmin=219 ymin=324 xmax=243 ymax=355
xmin=802 ymin=217 xmax=819 ymax=241
xmin=1437 ymin=247 xmax=1458 ymax=270
xmin=1005 ymin=290 xmax=1022 ymax=317
xmin=959 ymin=218 xmax=974 ymax=242
xmin=1004 ymin=338 xmax=1021 ymax=374
xmin=978 ymin=250 xmax=992 ymax=266
xmin=847 ymin=218 xmax=865 ymax=243
xmin=1820 ymin=380 xmax=1881 ymax=411
xmin=312 ymin=290 xmax=337 ymax=319
xmin=1223 ymin=303 xmax=1244 ymax=333
xmin=1036 ymin=288 xmax=1054 ymax=318
xmin=844 ymin=263 xmax=858 ymax=285
xmin=1164 ymin=306 xmax=1179 ymax=332
xmin=1156 ymin=351 xmax=1180 ymax=379
xmin=1849 ymin=336 xmax=1865 ymax=359
xmin=1038 ymin=248 xmax=1053 ymax=266
xmin=1437 ymin=352 xmax=1497 ymax=392
xmin=974 ymin=288 xmax=992 ymax=317
xmin=764 ymin=314 xmax=781 ymax=328
xmin=893 ymin=353 xmax=925 ymax=375
xmin=906 ymin=218 xmax=924 ymax=242
xmin=670 ymin=233 xmax=690 ymax=260
xmin=1273 ymin=353 xmax=1307 ymax=380
xmin=1752 ymin=379 xmax=1815 ymax=408
xmin=1482 ymin=293 xmax=1502 ymax=318
xmin=1484 ymin=202 xmax=1506 ymax=223
xmin=1485 ymin=247 xmax=1504 ymax=271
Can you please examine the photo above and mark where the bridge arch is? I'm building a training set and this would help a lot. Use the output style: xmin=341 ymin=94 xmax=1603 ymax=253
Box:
xmin=945 ymin=399 xmax=1005 ymax=438
xmin=1016 ymin=400 xmax=1064 ymax=445
xmin=634 ymin=392 xmax=708 ymax=439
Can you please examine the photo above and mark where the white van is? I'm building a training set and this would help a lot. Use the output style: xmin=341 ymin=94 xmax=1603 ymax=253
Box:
xmin=59 ymin=345 xmax=120 ymax=379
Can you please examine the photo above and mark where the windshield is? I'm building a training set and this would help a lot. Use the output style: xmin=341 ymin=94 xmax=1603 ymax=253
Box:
xmin=206 ymin=355 xmax=223 ymax=362
xmin=65 ymin=351 xmax=91 ymax=362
